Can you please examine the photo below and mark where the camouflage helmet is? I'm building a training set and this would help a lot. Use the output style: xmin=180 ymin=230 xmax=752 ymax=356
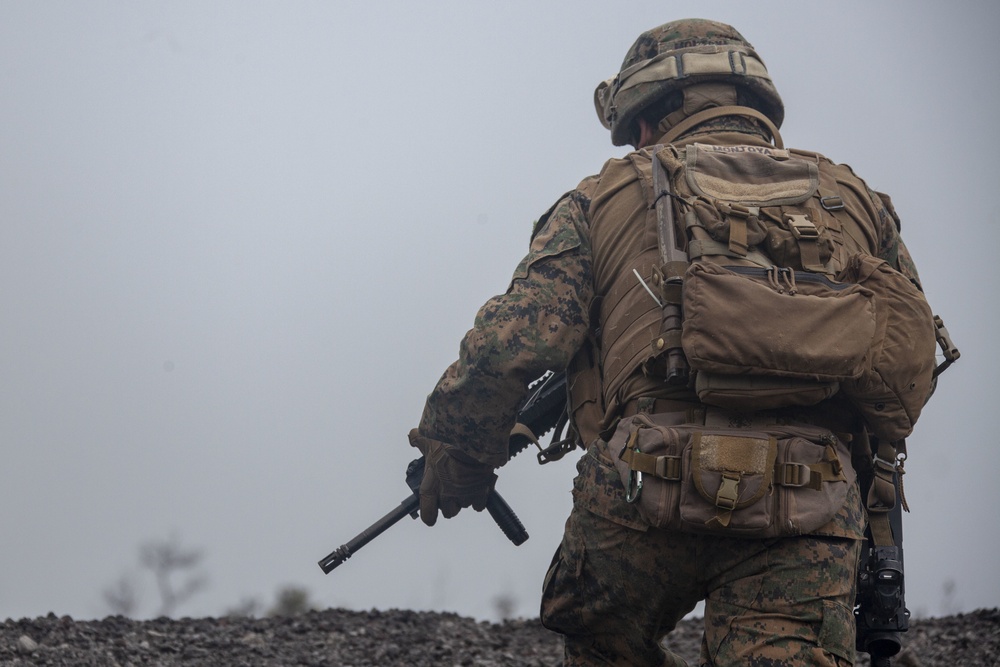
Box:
xmin=595 ymin=19 xmax=784 ymax=146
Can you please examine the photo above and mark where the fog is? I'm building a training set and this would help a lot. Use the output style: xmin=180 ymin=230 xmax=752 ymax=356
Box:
xmin=1 ymin=1 xmax=996 ymax=622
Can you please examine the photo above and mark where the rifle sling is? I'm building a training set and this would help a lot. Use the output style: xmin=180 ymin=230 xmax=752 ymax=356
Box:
xmin=857 ymin=430 xmax=902 ymax=548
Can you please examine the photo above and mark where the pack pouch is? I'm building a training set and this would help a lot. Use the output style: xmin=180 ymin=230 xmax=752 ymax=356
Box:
xmin=681 ymin=261 xmax=877 ymax=409
xmin=836 ymin=253 xmax=936 ymax=441
xmin=608 ymin=413 xmax=852 ymax=537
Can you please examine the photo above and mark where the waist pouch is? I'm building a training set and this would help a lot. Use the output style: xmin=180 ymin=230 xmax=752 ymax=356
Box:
xmin=608 ymin=412 xmax=854 ymax=537
xmin=681 ymin=261 xmax=877 ymax=410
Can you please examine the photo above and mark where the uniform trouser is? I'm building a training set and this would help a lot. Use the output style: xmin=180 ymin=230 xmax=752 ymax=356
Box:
xmin=540 ymin=501 xmax=861 ymax=666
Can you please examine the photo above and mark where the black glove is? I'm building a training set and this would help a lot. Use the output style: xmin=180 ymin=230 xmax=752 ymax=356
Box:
xmin=408 ymin=429 xmax=497 ymax=526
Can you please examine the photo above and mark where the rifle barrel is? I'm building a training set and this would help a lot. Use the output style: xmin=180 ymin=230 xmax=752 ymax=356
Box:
xmin=319 ymin=488 xmax=528 ymax=573
xmin=318 ymin=493 xmax=419 ymax=573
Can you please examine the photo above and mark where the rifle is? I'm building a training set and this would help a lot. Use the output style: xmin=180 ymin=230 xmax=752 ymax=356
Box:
xmin=317 ymin=371 xmax=911 ymax=665
xmin=318 ymin=371 xmax=571 ymax=574
xmin=855 ymin=467 xmax=909 ymax=667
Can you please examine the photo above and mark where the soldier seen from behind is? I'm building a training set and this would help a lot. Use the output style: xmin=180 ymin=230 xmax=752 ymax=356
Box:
xmin=408 ymin=18 xmax=945 ymax=666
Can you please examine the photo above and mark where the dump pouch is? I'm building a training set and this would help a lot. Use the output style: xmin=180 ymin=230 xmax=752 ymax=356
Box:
xmin=608 ymin=412 xmax=853 ymax=537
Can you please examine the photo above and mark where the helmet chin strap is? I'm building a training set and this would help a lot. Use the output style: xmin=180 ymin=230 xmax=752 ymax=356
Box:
xmin=658 ymin=105 xmax=784 ymax=148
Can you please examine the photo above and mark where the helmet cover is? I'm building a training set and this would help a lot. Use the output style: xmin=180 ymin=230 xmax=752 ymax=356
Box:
xmin=595 ymin=19 xmax=784 ymax=146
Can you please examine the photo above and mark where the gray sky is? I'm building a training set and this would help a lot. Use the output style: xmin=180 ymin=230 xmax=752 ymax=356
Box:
xmin=1 ymin=1 xmax=997 ymax=622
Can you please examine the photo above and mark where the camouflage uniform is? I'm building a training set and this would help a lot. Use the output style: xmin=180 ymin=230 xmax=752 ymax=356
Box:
xmin=415 ymin=19 xmax=923 ymax=667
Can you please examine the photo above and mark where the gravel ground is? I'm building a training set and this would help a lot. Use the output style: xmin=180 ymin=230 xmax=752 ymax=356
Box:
xmin=1 ymin=607 xmax=997 ymax=666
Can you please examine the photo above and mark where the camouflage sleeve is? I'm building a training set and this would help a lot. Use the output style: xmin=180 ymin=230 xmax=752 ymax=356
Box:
xmin=871 ymin=189 xmax=923 ymax=289
xmin=417 ymin=190 xmax=594 ymax=468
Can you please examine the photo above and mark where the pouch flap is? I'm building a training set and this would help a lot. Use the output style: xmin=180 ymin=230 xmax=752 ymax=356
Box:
xmin=681 ymin=261 xmax=876 ymax=381
xmin=691 ymin=431 xmax=776 ymax=509
xmin=685 ymin=144 xmax=818 ymax=206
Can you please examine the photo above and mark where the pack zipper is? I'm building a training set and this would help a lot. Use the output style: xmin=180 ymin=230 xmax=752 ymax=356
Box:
xmin=722 ymin=265 xmax=847 ymax=294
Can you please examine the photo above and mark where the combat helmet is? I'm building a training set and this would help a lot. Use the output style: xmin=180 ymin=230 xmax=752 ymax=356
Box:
xmin=595 ymin=19 xmax=784 ymax=146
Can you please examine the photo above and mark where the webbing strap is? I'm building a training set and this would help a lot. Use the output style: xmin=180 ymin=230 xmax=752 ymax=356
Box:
xmin=786 ymin=213 xmax=826 ymax=272
xmin=857 ymin=430 xmax=902 ymax=548
xmin=775 ymin=458 xmax=845 ymax=490
xmin=621 ymin=446 xmax=683 ymax=480
xmin=686 ymin=238 xmax=773 ymax=268
xmin=659 ymin=281 xmax=683 ymax=305
xmin=869 ymin=440 xmax=900 ymax=514
xmin=869 ymin=512 xmax=895 ymax=547
xmin=621 ymin=428 xmax=846 ymax=491
xmin=596 ymin=48 xmax=774 ymax=131
xmin=616 ymin=48 xmax=772 ymax=96
xmin=728 ymin=213 xmax=748 ymax=256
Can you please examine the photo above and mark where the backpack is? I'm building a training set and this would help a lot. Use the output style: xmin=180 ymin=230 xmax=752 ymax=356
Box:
xmin=648 ymin=142 xmax=937 ymax=441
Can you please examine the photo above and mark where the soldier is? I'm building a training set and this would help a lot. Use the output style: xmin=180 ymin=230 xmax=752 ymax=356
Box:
xmin=409 ymin=18 xmax=935 ymax=666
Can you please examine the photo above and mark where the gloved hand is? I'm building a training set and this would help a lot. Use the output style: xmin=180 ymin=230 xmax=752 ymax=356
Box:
xmin=408 ymin=429 xmax=498 ymax=527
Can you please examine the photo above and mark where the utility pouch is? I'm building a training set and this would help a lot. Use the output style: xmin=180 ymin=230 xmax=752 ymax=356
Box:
xmin=681 ymin=261 xmax=877 ymax=408
xmin=608 ymin=412 xmax=853 ymax=537
xmin=681 ymin=429 xmax=777 ymax=532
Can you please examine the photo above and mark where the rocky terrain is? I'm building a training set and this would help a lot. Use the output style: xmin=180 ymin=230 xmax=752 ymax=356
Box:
xmin=1 ymin=607 xmax=997 ymax=666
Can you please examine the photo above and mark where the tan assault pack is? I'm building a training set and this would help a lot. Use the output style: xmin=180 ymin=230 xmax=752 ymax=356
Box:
xmin=606 ymin=141 xmax=945 ymax=537
xmin=645 ymin=142 xmax=938 ymax=442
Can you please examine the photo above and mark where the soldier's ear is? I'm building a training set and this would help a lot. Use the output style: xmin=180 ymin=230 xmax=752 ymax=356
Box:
xmin=633 ymin=118 xmax=654 ymax=149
